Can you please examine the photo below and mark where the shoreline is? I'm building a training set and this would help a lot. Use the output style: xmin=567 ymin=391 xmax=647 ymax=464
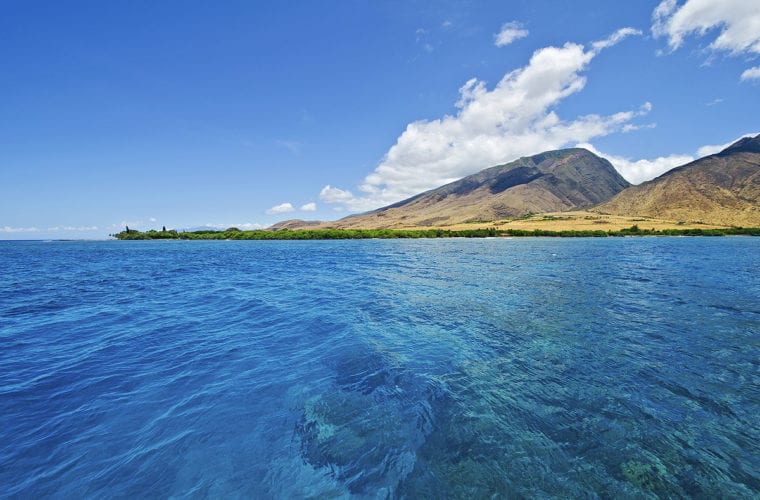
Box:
xmin=112 ymin=211 xmax=760 ymax=240
xmin=113 ymin=225 xmax=760 ymax=240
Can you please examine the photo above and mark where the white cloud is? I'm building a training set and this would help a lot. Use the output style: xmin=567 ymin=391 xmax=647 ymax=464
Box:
xmin=48 ymin=226 xmax=99 ymax=232
xmin=592 ymin=27 xmax=643 ymax=51
xmin=2 ymin=225 xmax=100 ymax=234
xmin=1 ymin=225 xmax=40 ymax=233
xmin=576 ymin=143 xmax=693 ymax=185
xmin=494 ymin=22 xmax=529 ymax=47
xmin=320 ymin=185 xmax=355 ymax=203
xmin=621 ymin=106 xmax=656 ymax=132
xmin=652 ymin=0 xmax=760 ymax=79
xmin=697 ymin=141 xmax=732 ymax=157
xmin=119 ymin=220 xmax=144 ymax=229
xmin=697 ymin=132 xmax=760 ymax=156
xmin=415 ymin=28 xmax=435 ymax=54
xmin=622 ymin=123 xmax=657 ymax=133
xmin=321 ymin=28 xmax=644 ymax=212
xmin=265 ymin=202 xmax=295 ymax=215
xmin=741 ymin=66 xmax=760 ymax=81
xmin=148 ymin=217 xmax=157 ymax=223
xmin=579 ymin=131 xmax=759 ymax=185
xmin=300 ymin=202 xmax=317 ymax=212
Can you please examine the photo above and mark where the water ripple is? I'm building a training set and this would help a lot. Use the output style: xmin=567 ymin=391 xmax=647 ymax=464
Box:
xmin=0 ymin=238 xmax=758 ymax=497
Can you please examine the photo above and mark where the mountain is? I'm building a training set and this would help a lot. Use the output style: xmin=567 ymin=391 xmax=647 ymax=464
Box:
xmin=269 ymin=219 xmax=324 ymax=230
xmin=596 ymin=134 xmax=760 ymax=227
xmin=327 ymin=148 xmax=630 ymax=228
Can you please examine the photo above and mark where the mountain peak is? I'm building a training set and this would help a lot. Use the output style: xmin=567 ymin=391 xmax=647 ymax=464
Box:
xmin=596 ymin=135 xmax=760 ymax=227
xmin=718 ymin=133 xmax=760 ymax=156
xmin=331 ymin=147 xmax=629 ymax=228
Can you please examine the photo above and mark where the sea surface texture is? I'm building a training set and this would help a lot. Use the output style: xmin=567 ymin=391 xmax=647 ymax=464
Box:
xmin=1 ymin=238 xmax=758 ymax=498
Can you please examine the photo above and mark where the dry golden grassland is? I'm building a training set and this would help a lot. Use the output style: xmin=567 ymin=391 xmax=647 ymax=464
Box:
xmin=392 ymin=211 xmax=733 ymax=232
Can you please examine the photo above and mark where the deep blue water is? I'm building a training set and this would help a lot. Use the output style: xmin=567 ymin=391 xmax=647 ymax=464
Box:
xmin=1 ymin=238 xmax=758 ymax=498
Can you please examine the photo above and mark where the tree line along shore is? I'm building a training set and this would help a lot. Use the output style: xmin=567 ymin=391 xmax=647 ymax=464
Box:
xmin=113 ymin=225 xmax=760 ymax=240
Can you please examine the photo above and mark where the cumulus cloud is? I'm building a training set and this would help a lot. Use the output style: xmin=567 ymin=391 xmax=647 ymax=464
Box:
xmin=652 ymin=0 xmax=760 ymax=79
xmin=320 ymin=185 xmax=356 ymax=203
xmin=148 ymin=217 xmax=157 ymax=223
xmin=576 ymin=143 xmax=693 ymax=185
xmin=321 ymin=28 xmax=644 ymax=212
xmin=495 ymin=22 xmax=529 ymax=47
xmin=741 ymin=66 xmax=760 ymax=81
xmin=300 ymin=202 xmax=317 ymax=212
xmin=697 ymin=141 xmax=732 ymax=157
xmin=265 ymin=202 xmax=295 ymax=215
xmin=579 ymin=131 xmax=760 ymax=185
xmin=697 ymin=132 xmax=760 ymax=156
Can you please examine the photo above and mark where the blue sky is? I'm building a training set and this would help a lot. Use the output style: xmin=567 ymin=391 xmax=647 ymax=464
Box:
xmin=2 ymin=0 xmax=759 ymax=239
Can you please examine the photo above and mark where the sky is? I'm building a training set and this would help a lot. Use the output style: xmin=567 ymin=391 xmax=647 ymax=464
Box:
xmin=1 ymin=0 xmax=759 ymax=239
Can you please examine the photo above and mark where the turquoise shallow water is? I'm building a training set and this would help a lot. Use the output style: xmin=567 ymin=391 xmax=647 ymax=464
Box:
xmin=0 ymin=238 xmax=758 ymax=498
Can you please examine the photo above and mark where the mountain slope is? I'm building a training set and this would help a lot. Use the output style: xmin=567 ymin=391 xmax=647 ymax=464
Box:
xmin=329 ymin=148 xmax=630 ymax=228
xmin=596 ymin=134 xmax=760 ymax=226
xmin=269 ymin=219 xmax=323 ymax=230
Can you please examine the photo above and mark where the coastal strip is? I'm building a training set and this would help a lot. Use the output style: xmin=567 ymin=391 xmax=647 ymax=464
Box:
xmin=113 ymin=226 xmax=760 ymax=240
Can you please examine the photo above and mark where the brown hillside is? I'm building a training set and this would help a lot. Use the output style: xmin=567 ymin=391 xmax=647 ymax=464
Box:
xmin=595 ymin=134 xmax=760 ymax=227
xmin=328 ymin=148 xmax=629 ymax=229
xmin=269 ymin=219 xmax=323 ymax=230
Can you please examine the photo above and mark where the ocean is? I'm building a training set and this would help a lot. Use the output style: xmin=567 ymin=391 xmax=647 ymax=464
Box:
xmin=1 ymin=238 xmax=758 ymax=498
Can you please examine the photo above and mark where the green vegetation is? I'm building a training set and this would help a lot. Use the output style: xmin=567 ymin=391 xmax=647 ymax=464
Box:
xmin=518 ymin=212 xmax=537 ymax=220
xmin=610 ymin=225 xmax=760 ymax=236
xmin=114 ymin=227 xmax=500 ymax=240
xmin=112 ymin=224 xmax=760 ymax=240
xmin=116 ymin=228 xmax=180 ymax=240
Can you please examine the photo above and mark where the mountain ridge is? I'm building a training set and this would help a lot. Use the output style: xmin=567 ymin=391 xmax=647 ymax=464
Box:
xmin=271 ymin=134 xmax=760 ymax=230
xmin=326 ymin=148 xmax=629 ymax=228
xmin=595 ymin=134 xmax=760 ymax=226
